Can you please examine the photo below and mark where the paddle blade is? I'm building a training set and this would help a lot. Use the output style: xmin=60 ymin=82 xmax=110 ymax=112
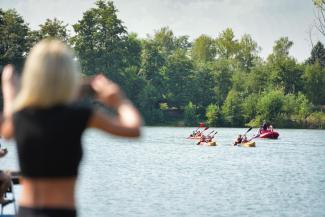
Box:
xmin=245 ymin=127 xmax=253 ymax=134
xmin=204 ymin=126 xmax=209 ymax=130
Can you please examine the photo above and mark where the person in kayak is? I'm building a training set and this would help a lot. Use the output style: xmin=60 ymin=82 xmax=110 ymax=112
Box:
xmin=196 ymin=134 xmax=207 ymax=145
xmin=233 ymin=134 xmax=243 ymax=146
xmin=260 ymin=120 xmax=267 ymax=131
xmin=242 ymin=135 xmax=249 ymax=143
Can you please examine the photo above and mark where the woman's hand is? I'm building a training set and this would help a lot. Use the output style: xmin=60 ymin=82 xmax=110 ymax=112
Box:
xmin=2 ymin=65 xmax=16 ymax=117
xmin=90 ymin=74 xmax=125 ymax=108
xmin=1 ymin=65 xmax=16 ymax=139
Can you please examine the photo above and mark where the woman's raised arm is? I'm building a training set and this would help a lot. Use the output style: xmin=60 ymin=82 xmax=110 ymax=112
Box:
xmin=88 ymin=74 xmax=142 ymax=137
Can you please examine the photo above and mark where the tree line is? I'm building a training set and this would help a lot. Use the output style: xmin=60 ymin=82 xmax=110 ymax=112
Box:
xmin=1 ymin=0 xmax=325 ymax=128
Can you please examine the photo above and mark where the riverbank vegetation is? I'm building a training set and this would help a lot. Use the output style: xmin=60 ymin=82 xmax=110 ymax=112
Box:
xmin=1 ymin=0 xmax=325 ymax=128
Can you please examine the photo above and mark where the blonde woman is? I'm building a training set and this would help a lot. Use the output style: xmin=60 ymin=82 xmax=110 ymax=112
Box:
xmin=1 ymin=39 xmax=142 ymax=217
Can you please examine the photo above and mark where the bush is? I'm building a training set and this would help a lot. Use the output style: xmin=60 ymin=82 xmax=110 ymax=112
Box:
xmin=206 ymin=104 xmax=223 ymax=126
xmin=184 ymin=102 xmax=198 ymax=126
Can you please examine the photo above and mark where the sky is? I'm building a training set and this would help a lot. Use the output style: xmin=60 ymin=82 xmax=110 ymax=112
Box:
xmin=0 ymin=0 xmax=323 ymax=62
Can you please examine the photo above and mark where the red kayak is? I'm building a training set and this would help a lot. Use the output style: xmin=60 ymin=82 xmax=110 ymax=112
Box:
xmin=259 ymin=130 xmax=279 ymax=139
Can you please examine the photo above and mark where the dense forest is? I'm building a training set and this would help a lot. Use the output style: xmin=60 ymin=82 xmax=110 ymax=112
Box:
xmin=1 ymin=0 xmax=325 ymax=128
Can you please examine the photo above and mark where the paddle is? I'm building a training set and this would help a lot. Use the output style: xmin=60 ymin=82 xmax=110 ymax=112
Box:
xmin=194 ymin=122 xmax=205 ymax=132
xmin=244 ymin=127 xmax=253 ymax=135
xmin=207 ymin=130 xmax=215 ymax=136
xmin=201 ymin=126 xmax=209 ymax=134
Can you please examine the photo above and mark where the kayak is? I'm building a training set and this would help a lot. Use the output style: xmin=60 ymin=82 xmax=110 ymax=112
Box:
xmin=197 ymin=141 xmax=217 ymax=146
xmin=187 ymin=136 xmax=202 ymax=140
xmin=238 ymin=141 xmax=256 ymax=147
xmin=259 ymin=130 xmax=279 ymax=139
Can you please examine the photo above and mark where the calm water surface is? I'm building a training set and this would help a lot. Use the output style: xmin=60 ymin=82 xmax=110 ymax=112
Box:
xmin=1 ymin=127 xmax=325 ymax=217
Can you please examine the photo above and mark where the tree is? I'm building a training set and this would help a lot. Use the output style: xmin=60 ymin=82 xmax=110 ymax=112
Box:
xmin=211 ymin=59 xmax=234 ymax=105
xmin=268 ymin=37 xmax=303 ymax=94
xmin=163 ymin=49 xmax=194 ymax=108
xmin=191 ymin=35 xmax=216 ymax=62
xmin=72 ymin=0 xmax=128 ymax=80
xmin=215 ymin=28 xmax=239 ymax=59
xmin=0 ymin=9 xmax=30 ymax=69
xmin=313 ymin=0 xmax=325 ymax=37
xmin=307 ymin=41 xmax=325 ymax=67
xmin=256 ymin=90 xmax=285 ymax=122
xmin=236 ymin=34 xmax=260 ymax=71
xmin=139 ymin=39 xmax=166 ymax=98
xmin=137 ymin=82 xmax=164 ymax=124
xmin=184 ymin=102 xmax=198 ymax=126
xmin=303 ymin=63 xmax=325 ymax=105
xmin=206 ymin=104 xmax=222 ymax=126
xmin=241 ymin=93 xmax=259 ymax=123
xmin=39 ymin=18 xmax=69 ymax=42
xmin=222 ymin=90 xmax=244 ymax=126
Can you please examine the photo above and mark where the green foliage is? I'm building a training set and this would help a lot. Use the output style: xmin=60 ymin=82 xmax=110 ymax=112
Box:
xmin=215 ymin=28 xmax=239 ymax=59
xmin=222 ymin=90 xmax=244 ymax=126
xmin=306 ymin=112 xmax=325 ymax=129
xmin=0 ymin=9 xmax=30 ymax=69
xmin=39 ymin=18 xmax=69 ymax=42
xmin=1 ymin=3 xmax=325 ymax=128
xmin=241 ymin=93 xmax=259 ymax=122
xmin=267 ymin=37 xmax=303 ymax=94
xmin=72 ymin=0 xmax=128 ymax=80
xmin=137 ymin=82 xmax=164 ymax=124
xmin=206 ymin=104 xmax=222 ymax=126
xmin=236 ymin=34 xmax=260 ymax=71
xmin=307 ymin=41 xmax=325 ymax=67
xmin=163 ymin=50 xmax=194 ymax=108
xmin=256 ymin=90 xmax=285 ymax=122
xmin=184 ymin=102 xmax=198 ymax=126
xmin=191 ymin=35 xmax=216 ymax=62
xmin=211 ymin=59 xmax=234 ymax=105
xmin=303 ymin=63 xmax=325 ymax=105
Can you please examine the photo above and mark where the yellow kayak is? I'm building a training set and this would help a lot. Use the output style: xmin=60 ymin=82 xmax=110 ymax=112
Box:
xmin=239 ymin=141 xmax=256 ymax=147
xmin=198 ymin=141 xmax=217 ymax=146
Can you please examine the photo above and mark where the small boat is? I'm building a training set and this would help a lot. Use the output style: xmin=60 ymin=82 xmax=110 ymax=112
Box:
xmin=259 ymin=130 xmax=279 ymax=139
xmin=197 ymin=141 xmax=217 ymax=146
xmin=187 ymin=136 xmax=202 ymax=140
xmin=238 ymin=141 xmax=256 ymax=147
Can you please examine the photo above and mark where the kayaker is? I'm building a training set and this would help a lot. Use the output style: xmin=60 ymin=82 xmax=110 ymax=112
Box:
xmin=233 ymin=134 xmax=243 ymax=146
xmin=197 ymin=135 xmax=206 ymax=145
xmin=261 ymin=120 xmax=268 ymax=131
xmin=242 ymin=135 xmax=249 ymax=143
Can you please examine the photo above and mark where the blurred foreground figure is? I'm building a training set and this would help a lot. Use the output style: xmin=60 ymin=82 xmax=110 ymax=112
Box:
xmin=1 ymin=39 xmax=142 ymax=217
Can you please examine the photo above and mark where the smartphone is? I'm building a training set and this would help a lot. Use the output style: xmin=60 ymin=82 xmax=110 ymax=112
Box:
xmin=79 ymin=77 xmax=96 ymax=99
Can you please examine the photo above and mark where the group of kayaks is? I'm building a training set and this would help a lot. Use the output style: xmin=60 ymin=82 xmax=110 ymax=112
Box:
xmin=187 ymin=126 xmax=280 ymax=148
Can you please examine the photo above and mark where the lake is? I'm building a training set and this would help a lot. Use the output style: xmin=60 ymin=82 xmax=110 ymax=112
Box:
xmin=1 ymin=127 xmax=324 ymax=217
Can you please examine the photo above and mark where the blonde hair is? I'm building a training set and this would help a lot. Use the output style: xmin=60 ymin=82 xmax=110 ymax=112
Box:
xmin=14 ymin=39 xmax=80 ymax=111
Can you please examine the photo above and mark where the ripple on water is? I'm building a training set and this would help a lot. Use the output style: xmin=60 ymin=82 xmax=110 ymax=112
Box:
xmin=1 ymin=127 xmax=324 ymax=217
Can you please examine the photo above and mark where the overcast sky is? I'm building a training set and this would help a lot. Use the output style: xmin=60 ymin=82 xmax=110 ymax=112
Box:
xmin=0 ymin=0 xmax=322 ymax=62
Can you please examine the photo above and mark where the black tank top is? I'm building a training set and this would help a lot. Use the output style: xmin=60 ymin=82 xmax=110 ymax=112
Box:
xmin=13 ymin=103 xmax=93 ymax=178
